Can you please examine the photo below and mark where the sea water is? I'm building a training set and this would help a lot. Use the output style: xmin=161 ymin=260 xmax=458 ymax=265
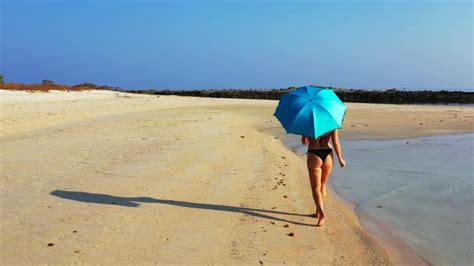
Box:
xmin=285 ymin=134 xmax=473 ymax=265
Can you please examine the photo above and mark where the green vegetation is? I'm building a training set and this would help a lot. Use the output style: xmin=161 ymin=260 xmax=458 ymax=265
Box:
xmin=1 ymin=79 xmax=472 ymax=104
xmin=122 ymin=87 xmax=474 ymax=105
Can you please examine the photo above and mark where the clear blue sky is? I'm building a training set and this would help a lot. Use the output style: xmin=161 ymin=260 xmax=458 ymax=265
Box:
xmin=1 ymin=0 xmax=473 ymax=90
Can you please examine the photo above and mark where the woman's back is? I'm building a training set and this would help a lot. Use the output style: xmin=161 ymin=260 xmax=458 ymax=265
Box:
xmin=308 ymin=132 xmax=332 ymax=150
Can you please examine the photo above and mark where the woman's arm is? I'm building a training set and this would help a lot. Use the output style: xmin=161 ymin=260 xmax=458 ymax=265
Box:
xmin=331 ymin=130 xmax=346 ymax=167
xmin=301 ymin=135 xmax=309 ymax=145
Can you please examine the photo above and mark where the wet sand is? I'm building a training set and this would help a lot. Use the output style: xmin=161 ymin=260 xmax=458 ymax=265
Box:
xmin=1 ymin=90 xmax=472 ymax=264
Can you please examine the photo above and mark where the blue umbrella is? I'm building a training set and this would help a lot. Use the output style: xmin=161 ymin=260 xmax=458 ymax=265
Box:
xmin=274 ymin=86 xmax=347 ymax=138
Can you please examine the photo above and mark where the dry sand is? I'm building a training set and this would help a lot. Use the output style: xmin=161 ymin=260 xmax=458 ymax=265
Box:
xmin=1 ymin=90 xmax=472 ymax=265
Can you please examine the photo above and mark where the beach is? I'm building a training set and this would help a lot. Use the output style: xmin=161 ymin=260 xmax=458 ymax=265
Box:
xmin=1 ymin=90 xmax=472 ymax=265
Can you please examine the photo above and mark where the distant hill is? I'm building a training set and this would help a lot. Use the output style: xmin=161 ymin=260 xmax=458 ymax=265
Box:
xmin=0 ymin=81 xmax=118 ymax=92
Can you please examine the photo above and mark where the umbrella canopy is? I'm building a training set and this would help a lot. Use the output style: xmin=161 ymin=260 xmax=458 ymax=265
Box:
xmin=273 ymin=86 xmax=347 ymax=138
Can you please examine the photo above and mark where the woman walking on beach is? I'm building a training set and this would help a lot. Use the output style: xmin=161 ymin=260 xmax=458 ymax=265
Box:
xmin=274 ymin=86 xmax=347 ymax=226
xmin=302 ymin=129 xmax=345 ymax=227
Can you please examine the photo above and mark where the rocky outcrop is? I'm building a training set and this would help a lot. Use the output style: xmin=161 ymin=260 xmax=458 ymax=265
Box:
xmin=124 ymin=87 xmax=474 ymax=104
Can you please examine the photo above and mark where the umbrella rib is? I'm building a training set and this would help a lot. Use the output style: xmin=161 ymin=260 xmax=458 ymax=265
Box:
xmin=311 ymin=104 xmax=317 ymax=137
xmin=315 ymin=102 xmax=345 ymax=126
xmin=287 ymin=102 xmax=310 ymax=134
xmin=290 ymin=90 xmax=309 ymax=101
xmin=319 ymin=104 xmax=344 ymax=129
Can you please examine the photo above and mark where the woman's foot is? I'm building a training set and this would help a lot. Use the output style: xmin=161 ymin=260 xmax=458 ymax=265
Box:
xmin=316 ymin=211 xmax=325 ymax=227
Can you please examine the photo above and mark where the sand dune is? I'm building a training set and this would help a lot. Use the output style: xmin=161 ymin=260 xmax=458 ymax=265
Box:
xmin=1 ymin=90 xmax=472 ymax=264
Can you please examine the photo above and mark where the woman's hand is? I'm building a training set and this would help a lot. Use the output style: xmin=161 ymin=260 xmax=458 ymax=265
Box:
xmin=339 ymin=159 xmax=346 ymax=168
xmin=301 ymin=136 xmax=309 ymax=145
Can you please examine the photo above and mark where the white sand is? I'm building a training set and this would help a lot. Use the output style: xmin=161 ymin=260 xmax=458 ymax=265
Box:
xmin=1 ymin=89 xmax=472 ymax=264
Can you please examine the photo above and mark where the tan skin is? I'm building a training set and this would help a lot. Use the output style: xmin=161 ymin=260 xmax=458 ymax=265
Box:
xmin=302 ymin=129 xmax=345 ymax=227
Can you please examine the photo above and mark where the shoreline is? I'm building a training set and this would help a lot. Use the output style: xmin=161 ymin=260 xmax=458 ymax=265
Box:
xmin=335 ymin=133 xmax=473 ymax=265
xmin=282 ymin=131 xmax=474 ymax=266
xmin=329 ymin=182 xmax=431 ymax=266
xmin=282 ymin=135 xmax=429 ymax=265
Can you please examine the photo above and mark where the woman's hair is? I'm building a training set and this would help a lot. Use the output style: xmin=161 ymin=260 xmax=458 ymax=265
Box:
xmin=317 ymin=130 xmax=333 ymax=140
xmin=307 ymin=130 xmax=334 ymax=140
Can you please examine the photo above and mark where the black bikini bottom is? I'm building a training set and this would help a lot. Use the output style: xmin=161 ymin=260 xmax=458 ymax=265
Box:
xmin=307 ymin=149 xmax=333 ymax=162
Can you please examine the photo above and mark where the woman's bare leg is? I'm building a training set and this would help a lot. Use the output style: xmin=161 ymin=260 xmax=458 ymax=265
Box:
xmin=307 ymin=155 xmax=319 ymax=217
xmin=308 ymin=182 xmax=318 ymax=218
xmin=307 ymin=154 xmax=325 ymax=226
xmin=320 ymin=154 xmax=334 ymax=199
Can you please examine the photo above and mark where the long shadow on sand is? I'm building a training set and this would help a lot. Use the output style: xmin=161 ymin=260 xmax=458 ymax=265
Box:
xmin=50 ymin=190 xmax=315 ymax=226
